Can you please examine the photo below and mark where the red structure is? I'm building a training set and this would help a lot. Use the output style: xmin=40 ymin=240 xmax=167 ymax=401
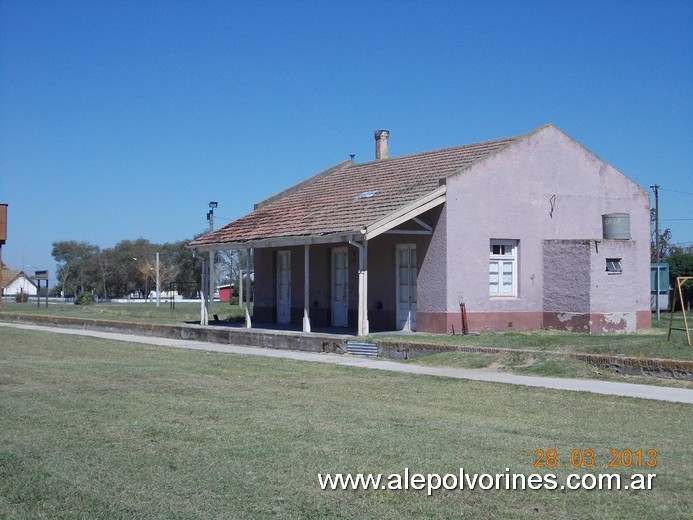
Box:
xmin=218 ymin=284 xmax=234 ymax=302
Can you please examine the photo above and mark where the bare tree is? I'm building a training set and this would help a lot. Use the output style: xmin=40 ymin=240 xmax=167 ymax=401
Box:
xmin=135 ymin=258 xmax=176 ymax=298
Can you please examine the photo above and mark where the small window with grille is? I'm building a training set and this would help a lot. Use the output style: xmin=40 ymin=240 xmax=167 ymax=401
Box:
xmin=606 ymin=258 xmax=623 ymax=274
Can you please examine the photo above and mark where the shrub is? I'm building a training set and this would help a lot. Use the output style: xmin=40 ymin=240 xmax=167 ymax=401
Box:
xmin=75 ymin=291 xmax=95 ymax=306
xmin=15 ymin=292 xmax=29 ymax=303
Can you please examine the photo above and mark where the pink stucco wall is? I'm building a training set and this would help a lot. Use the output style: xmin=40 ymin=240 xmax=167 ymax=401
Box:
xmin=540 ymin=239 xmax=648 ymax=333
xmin=430 ymin=125 xmax=651 ymax=332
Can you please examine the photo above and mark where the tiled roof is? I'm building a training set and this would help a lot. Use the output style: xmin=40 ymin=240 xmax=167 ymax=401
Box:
xmin=2 ymin=269 xmax=29 ymax=288
xmin=190 ymin=132 xmax=522 ymax=248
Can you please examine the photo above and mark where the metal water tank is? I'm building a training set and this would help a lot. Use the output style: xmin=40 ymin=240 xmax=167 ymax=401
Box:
xmin=602 ymin=213 xmax=630 ymax=240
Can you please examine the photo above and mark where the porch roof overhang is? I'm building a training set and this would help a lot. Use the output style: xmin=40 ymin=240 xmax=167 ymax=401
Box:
xmin=362 ymin=185 xmax=445 ymax=241
xmin=190 ymin=185 xmax=446 ymax=253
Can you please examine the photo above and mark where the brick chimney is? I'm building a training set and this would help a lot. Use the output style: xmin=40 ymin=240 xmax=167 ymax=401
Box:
xmin=374 ymin=129 xmax=389 ymax=160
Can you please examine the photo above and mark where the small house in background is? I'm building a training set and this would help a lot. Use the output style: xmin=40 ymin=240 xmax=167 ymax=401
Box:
xmin=190 ymin=125 xmax=651 ymax=335
xmin=1 ymin=268 xmax=38 ymax=297
xmin=218 ymin=284 xmax=235 ymax=302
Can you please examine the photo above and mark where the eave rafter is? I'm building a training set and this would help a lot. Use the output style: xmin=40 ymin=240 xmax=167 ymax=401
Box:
xmin=363 ymin=185 xmax=446 ymax=241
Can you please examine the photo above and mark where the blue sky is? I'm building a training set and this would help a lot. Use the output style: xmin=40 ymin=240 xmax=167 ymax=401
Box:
xmin=1 ymin=0 xmax=691 ymax=279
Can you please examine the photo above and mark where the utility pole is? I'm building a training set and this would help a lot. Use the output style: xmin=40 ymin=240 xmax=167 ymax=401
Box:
xmin=650 ymin=184 xmax=660 ymax=262
xmin=650 ymin=184 xmax=661 ymax=320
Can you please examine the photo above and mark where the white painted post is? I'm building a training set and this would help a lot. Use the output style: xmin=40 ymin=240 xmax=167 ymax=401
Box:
xmin=227 ymin=249 xmax=233 ymax=306
xmin=208 ymin=250 xmax=214 ymax=316
xmin=361 ymin=240 xmax=369 ymax=336
xmin=200 ymin=256 xmax=208 ymax=325
xmin=303 ymin=244 xmax=311 ymax=333
xmin=245 ymin=248 xmax=252 ymax=328
xmin=350 ymin=239 xmax=369 ymax=337
xmin=238 ymin=250 xmax=244 ymax=309
xmin=156 ymin=251 xmax=160 ymax=308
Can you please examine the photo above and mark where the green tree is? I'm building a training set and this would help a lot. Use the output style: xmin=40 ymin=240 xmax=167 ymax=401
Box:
xmin=51 ymin=241 xmax=100 ymax=298
xmin=163 ymin=238 xmax=202 ymax=298
xmin=651 ymin=227 xmax=676 ymax=262
xmin=668 ymin=251 xmax=693 ymax=310
xmin=52 ymin=237 xmax=204 ymax=299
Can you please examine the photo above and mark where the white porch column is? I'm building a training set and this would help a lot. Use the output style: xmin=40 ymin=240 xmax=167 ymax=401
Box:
xmin=199 ymin=256 xmax=209 ymax=325
xmin=303 ymin=244 xmax=311 ymax=333
xmin=237 ymin=249 xmax=245 ymax=309
xmin=350 ymin=239 xmax=369 ymax=336
xmin=245 ymin=248 xmax=252 ymax=328
xmin=208 ymin=250 xmax=215 ymax=316
xmin=361 ymin=240 xmax=369 ymax=336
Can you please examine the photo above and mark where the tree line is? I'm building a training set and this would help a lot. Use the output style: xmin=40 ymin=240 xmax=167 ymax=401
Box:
xmin=50 ymin=237 xmax=252 ymax=300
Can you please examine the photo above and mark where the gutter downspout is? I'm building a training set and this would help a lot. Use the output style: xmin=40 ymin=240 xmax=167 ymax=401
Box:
xmin=349 ymin=237 xmax=369 ymax=336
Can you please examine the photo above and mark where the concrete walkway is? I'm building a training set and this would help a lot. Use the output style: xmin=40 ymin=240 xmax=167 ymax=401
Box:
xmin=2 ymin=322 xmax=692 ymax=404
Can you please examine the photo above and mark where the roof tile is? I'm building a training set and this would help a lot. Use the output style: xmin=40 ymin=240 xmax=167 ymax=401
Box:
xmin=190 ymin=133 xmax=520 ymax=247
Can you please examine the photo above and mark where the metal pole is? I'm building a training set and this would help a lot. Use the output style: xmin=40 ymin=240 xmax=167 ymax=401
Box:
xmin=0 ymin=204 xmax=6 ymax=308
xmin=656 ymin=265 xmax=660 ymax=322
xmin=208 ymin=202 xmax=217 ymax=318
xmin=156 ymin=252 xmax=160 ymax=308
xmin=239 ymin=266 xmax=243 ymax=308
xmin=653 ymin=184 xmax=660 ymax=263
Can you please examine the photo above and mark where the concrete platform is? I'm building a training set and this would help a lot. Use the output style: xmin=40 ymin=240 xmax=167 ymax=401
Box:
xmin=1 ymin=321 xmax=692 ymax=404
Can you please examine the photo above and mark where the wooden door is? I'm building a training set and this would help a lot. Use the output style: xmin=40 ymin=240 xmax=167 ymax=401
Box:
xmin=331 ymin=247 xmax=349 ymax=327
xmin=396 ymin=244 xmax=417 ymax=331
xmin=276 ymin=250 xmax=291 ymax=324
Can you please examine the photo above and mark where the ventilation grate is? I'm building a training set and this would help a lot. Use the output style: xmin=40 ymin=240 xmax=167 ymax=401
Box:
xmin=346 ymin=341 xmax=379 ymax=357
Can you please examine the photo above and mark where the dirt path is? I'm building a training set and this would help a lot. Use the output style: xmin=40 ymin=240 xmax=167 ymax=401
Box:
xmin=2 ymin=322 xmax=692 ymax=404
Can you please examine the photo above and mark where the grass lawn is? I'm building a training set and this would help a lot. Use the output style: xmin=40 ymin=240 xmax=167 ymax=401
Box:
xmin=2 ymin=302 xmax=692 ymax=362
xmin=0 ymin=301 xmax=249 ymax=325
xmin=372 ymin=314 xmax=693 ymax=361
xmin=1 ymin=328 xmax=691 ymax=519
xmin=406 ymin=349 xmax=693 ymax=390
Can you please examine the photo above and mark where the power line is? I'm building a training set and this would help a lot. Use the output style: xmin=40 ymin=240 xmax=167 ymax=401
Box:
xmin=661 ymin=218 xmax=693 ymax=221
xmin=660 ymin=187 xmax=693 ymax=196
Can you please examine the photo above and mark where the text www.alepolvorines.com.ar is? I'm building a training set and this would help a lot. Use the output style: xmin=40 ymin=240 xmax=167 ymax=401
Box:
xmin=318 ymin=468 xmax=656 ymax=496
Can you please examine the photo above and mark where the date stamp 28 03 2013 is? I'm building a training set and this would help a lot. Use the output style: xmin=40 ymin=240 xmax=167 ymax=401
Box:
xmin=533 ymin=449 xmax=657 ymax=469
